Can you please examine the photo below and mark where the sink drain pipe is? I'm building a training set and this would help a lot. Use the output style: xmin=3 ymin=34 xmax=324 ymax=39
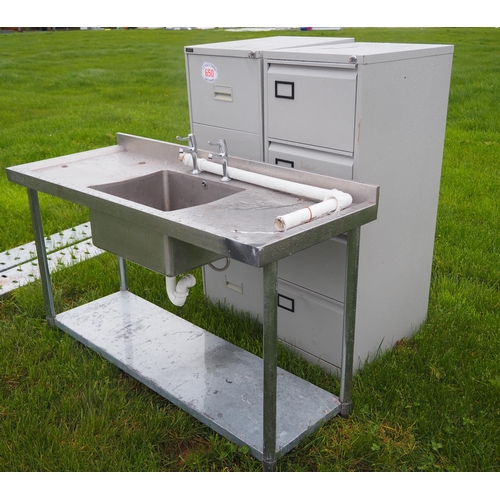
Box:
xmin=166 ymin=274 xmax=196 ymax=307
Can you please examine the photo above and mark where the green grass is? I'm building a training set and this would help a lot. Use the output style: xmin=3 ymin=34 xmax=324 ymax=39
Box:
xmin=1 ymin=28 xmax=499 ymax=472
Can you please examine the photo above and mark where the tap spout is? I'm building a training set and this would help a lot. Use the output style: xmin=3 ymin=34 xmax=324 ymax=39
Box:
xmin=176 ymin=133 xmax=200 ymax=175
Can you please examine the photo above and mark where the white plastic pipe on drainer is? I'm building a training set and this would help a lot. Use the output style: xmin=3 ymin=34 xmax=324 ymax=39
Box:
xmin=179 ymin=152 xmax=352 ymax=231
xmin=273 ymin=190 xmax=352 ymax=231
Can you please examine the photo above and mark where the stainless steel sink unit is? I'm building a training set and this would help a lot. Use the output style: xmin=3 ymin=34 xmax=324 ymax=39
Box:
xmin=7 ymin=133 xmax=379 ymax=471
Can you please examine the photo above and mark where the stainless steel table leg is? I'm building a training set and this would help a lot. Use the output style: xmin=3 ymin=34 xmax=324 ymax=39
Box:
xmin=262 ymin=261 xmax=278 ymax=472
xmin=118 ymin=256 xmax=128 ymax=291
xmin=27 ymin=188 xmax=56 ymax=326
xmin=340 ymin=226 xmax=361 ymax=417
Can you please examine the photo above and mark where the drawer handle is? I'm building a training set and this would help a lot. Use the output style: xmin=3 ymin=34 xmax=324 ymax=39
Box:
xmin=275 ymin=81 xmax=294 ymax=100
xmin=225 ymin=280 xmax=243 ymax=294
xmin=214 ymin=85 xmax=233 ymax=102
xmin=275 ymin=157 xmax=294 ymax=169
xmin=278 ymin=294 xmax=295 ymax=312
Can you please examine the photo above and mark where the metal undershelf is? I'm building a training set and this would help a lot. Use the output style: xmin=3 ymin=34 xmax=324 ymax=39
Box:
xmin=55 ymin=290 xmax=341 ymax=460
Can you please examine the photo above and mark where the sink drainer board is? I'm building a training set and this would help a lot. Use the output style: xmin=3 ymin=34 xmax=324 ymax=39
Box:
xmin=55 ymin=290 xmax=341 ymax=460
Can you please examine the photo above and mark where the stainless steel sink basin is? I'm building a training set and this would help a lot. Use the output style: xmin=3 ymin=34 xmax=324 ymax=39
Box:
xmin=89 ymin=170 xmax=244 ymax=276
xmin=90 ymin=169 xmax=244 ymax=212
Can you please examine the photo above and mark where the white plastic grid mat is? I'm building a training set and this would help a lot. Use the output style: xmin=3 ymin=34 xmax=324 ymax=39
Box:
xmin=0 ymin=222 xmax=104 ymax=295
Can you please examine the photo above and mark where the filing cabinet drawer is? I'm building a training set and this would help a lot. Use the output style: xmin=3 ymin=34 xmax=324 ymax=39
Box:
xmin=193 ymin=123 xmax=263 ymax=161
xmin=188 ymin=54 xmax=262 ymax=134
xmin=268 ymin=141 xmax=353 ymax=180
xmin=203 ymin=259 xmax=264 ymax=321
xmin=279 ymin=236 xmax=347 ymax=302
xmin=277 ymin=280 xmax=344 ymax=371
xmin=266 ymin=63 xmax=357 ymax=153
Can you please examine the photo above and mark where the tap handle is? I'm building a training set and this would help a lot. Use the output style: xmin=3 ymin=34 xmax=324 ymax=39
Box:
xmin=176 ymin=133 xmax=197 ymax=151
xmin=208 ymin=139 xmax=228 ymax=156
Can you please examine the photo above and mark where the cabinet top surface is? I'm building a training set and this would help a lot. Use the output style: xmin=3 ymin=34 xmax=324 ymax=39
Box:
xmin=264 ymin=42 xmax=454 ymax=65
xmin=185 ymin=36 xmax=354 ymax=58
xmin=185 ymin=37 xmax=452 ymax=64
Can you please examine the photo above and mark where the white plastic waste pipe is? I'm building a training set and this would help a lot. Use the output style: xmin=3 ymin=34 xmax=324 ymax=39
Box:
xmin=180 ymin=152 xmax=353 ymax=231
xmin=180 ymin=152 xmax=342 ymax=202
xmin=165 ymin=274 xmax=196 ymax=307
xmin=274 ymin=190 xmax=352 ymax=231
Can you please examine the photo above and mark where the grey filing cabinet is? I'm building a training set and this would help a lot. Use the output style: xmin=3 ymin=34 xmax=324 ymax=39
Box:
xmin=185 ymin=38 xmax=454 ymax=373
